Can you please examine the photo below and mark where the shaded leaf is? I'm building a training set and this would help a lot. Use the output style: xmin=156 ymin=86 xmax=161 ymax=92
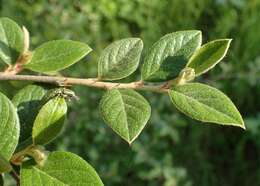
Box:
xmin=0 ymin=17 xmax=23 ymax=65
xmin=24 ymin=40 xmax=92 ymax=73
xmin=100 ymin=89 xmax=151 ymax=143
xmin=0 ymin=154 xmax=12 ymax=173
xmin=98 ymin=38 xmax=143 ymax=80
xmin=12 ymin=84 xmax=49 ymax=147
xmin=21 ymin=151 xmax=103 ymax=186
xmin=187 ymin=39 xmax=231 ymax=76
xmin=141 ymin=30 xmax=202 ymax=82
xmin=169 ymin=83 xmax=244 ymax=128
xmin=32 ymin=97 xmax=67 ymax=145
xmin=0 ymin=91 xmax=20 ymax=160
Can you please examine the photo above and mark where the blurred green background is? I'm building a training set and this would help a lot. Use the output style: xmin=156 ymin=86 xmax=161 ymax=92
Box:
xmin=1 ymin=0 xmax=260 ymax=185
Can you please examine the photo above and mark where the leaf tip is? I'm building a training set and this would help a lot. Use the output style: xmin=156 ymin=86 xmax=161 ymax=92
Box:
xmin=80 ymin=42 xmax=92 ymax=55
xmin=239 ymin=120 xmax=246 ymax=130
xmin=225 ymin=38 xmax=232 ymax=46
xmin=241 ymin=125 xmax=246 ymax=130
xmin=194 ymin=30 xmax=202 ymax=39
xmin=233 ymin=122 xmax=246 ymax=130
xmin=197 ymin=30 xmax=202 ymax=36
xmin=226 ymin=117 xmax=245 ymax=130
xmin=127 ymin=140 xmax=133 ymax=146
xmin=219 ymin=38 xmax=232 ymax=48
xmin=134 ymin=37 xmax=143 ymax=43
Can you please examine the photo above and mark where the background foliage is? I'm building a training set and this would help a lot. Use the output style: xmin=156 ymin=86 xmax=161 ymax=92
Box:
xmin=0 ymin=0 xmax=259 ymax=185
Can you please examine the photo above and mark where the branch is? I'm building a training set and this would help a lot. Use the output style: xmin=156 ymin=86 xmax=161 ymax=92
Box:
xmin=0 ymin=73 xmax=168 ymax=93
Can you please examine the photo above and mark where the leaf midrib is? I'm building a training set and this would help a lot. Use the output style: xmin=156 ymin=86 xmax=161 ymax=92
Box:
xmin=33 ymin=166 xmax=68 ymax=186
xmin=28 ymin=47 xmax=85 ymax=66
xmin=173 ymin=90 xmax=238 ymax=124
xmin=191 ymin=44 xmax=224 ymax=71
xmin=117 ymin=90 xmax=130 ymax=141
xmin=103 ymin=40 xmax=140 ymax=76
xmin=33 ymin=98 xmax=60 ymax=144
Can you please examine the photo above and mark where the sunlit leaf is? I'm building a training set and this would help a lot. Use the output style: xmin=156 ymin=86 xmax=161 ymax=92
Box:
xmin=0 ymin=17 xmax=23 ymax=65
xmin=169 ymin=83 xmax=244 ymax=128
xmin=100 ymin=89 xmax=151 ymax=143
xmin=0 ymin=91 xmax=20 ymax=160
xmin=24 ymin=40 xmax=92 ymax=73
xmin=98 ymin=38 xmax=143 ymax=80
xmin=21 ymin=151 xmax=103 ymax=186
xmin=0 ymin=154 xmax=12 ymax=173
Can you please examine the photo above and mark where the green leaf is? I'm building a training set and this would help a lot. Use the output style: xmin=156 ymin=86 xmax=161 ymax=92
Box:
xmin=24 ymin=40 xmax=92 ymax=73
xmin=187 ymin=39 xmax=232 ymax=76
xmin=21 ymin=151 xmax=103 ymax=186
xmin=12 ymin=84 xmax=49 ymax=147
xmin=0 ymin=154 xmax=12 ymax=173
xmin=100 ymin=89 xmax=151 ymax=143
xmin=0 ymin=17 xmax=24 ymax=65
xmin=98 ymin=38 xmax=143 ymax=80
xmin=169 ymin=83 xmax=244 ymax=128
xmin=32 ymin=97 xmax=67 ymax=145
xmin=141 ymin=30 xmax=202 ymax=82
xmin=0 ymin=91 xmax=20 ymax=160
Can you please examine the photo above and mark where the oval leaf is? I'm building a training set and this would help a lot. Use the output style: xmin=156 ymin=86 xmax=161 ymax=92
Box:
xmin=24 ymin=40 xmax=92 ymax=73
xmin=12 ymin=84 xmax=49 ymax=149
xmin=169 ymin=83 xmax=244 ymax=128
xmin=0 ymin=154 xmax=12 ymax=173
xmin=21 ymin=151 xmax=103 ymax=186
xmin=187 ymin=39 xmax=231 ymax=76
xmin=100 ymin=89 xmax=151 ymax=144
xmin=141 ymin=30 xmax=202 ymax=82
xmin=0 ymin=91 xmax=20 ymax=160
xmin=98 ymin=38 xmax=143 ymax=80
xmin=32 ymin=97 xmax=67 ymax=145
xmin=0 ymin=17 xmax=24 ymax=65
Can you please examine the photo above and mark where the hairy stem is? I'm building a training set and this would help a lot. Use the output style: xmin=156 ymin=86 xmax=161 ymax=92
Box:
xmin=0 ymin=73 xmax=169 ymax=93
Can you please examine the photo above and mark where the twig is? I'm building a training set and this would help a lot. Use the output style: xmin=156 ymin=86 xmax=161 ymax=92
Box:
xmin=0 ymin=73 xmax=169 ymax=93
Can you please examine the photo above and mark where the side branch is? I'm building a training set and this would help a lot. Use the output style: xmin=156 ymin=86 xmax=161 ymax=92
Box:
xmin=0 ymin=73 xmax=168 ymax=93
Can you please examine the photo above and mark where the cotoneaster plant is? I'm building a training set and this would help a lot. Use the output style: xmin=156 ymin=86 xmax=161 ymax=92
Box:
xmin=0 ymin=17 xmax=244 ymax=186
